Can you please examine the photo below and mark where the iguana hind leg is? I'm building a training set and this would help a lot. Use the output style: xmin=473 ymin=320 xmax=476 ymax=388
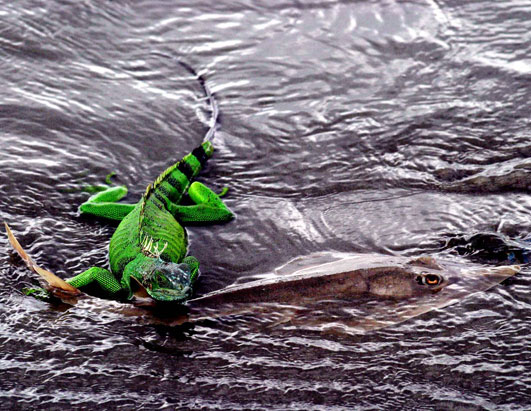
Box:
xmin=170 ymin=182 xmax=234 ymax=224
xmin=79 ymin=186 xmax=135 ymax=221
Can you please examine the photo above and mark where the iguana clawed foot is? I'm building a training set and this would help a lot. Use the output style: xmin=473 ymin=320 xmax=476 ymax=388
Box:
xmin=170 ymin=182 xmax=233 ymax=223
xmin=22 ymin=287 xmax=55 ymax=302
xmin=79 ymin=185 xmax=133 ymax=221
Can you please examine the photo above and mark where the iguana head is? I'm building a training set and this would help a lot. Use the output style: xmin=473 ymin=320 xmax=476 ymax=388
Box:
xmin=126 ymin=256 xmax=198 ymax=302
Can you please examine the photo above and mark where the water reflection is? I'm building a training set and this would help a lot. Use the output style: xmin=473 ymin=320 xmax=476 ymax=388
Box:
xmin=1 ymin=0 xmax=531 ymax=408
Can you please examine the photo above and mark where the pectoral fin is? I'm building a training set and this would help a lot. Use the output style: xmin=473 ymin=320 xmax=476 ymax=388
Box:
xmin=4 ymin=222 xmax=81 ymax=296
xmin=130 ymin=276 xmax=150 ymax=298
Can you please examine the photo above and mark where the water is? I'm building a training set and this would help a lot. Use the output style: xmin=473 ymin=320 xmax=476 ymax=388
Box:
xmin=1 ymin=0 xmax=530 ymax=408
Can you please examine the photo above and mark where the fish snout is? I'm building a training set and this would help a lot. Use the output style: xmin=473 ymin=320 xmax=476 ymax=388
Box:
xmin=488 ymin=265 xmax=520 ymax=276
xmin=477 ymin=265 xmax=520 ymax=281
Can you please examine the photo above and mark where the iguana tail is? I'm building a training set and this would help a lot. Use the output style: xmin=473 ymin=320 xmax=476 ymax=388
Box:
xmin=149 ymin=51 xmax=219 ymax=144
xmin=185 ymin=60 xmax=218 ymax=144
xmin=138 ymin=54 xmax=221 ymax=233
xmin=138 ymin=141 xmax=215 ymax=232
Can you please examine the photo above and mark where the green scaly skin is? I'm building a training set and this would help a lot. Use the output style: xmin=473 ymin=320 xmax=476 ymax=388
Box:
xmin=25 ymin=141 xmax=233 ymax=303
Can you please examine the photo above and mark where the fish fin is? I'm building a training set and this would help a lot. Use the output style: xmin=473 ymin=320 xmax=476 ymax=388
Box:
xmin=130 ymin=276 xmax=150 ymax=298
xmin=4 ymin=222 xmax=82 ymax=296
xmin=274 ymin=252 xmax=346 ymax=276
xmin=407 ymin=256 xmax=442 ymax=270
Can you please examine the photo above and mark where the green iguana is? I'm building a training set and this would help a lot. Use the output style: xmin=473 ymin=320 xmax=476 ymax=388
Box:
xmin=7 ymin=59 xmax=233 ymax=303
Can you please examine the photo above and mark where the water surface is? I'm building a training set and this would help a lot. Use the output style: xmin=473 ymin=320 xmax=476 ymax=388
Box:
xmin=1 ymin=0 xmax=530 ymax=409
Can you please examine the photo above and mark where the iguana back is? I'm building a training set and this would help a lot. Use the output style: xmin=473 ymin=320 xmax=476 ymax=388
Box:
xmin=108 ymin=142 xmax=213 ymax=277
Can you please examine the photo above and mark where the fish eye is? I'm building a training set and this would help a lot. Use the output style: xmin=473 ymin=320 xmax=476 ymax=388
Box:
xmin=425 ymin=274 xmax=440 ymax=285
xmin=416 ymin=273 xmax=443 ymax=286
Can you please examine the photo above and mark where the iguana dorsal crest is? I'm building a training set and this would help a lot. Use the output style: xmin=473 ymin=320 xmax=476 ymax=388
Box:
xmin=138 ymin=161 xmax=184 ymax=256
xmin=139 ymin=231 xmax=168 ymax=259
xmin=138 ymin=161 xmax=180 ymax=228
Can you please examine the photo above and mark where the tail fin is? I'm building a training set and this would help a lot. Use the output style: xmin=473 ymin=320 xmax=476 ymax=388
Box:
xmin=4 ymin=222 xmax=81 ymax=296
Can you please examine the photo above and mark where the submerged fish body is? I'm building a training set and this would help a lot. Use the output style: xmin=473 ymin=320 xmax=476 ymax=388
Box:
xmin=190 ymin=253 xmax=518 ymax=305
xmin=191 ymin=255 xmax=447 ymax=305
xmin=185 ymin=253 xmax=520 ymax=333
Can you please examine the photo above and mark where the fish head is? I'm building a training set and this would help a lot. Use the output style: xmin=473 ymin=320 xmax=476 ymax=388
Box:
xmin=402 ymin=256 xmax=519 ymax=298
xmin=299 ymin=255 xmax=520 ymax=334
xmin=366 ymin=264 xmax=449 ymax=299
xmin=362 ymin=257 xmax=521 ymax=333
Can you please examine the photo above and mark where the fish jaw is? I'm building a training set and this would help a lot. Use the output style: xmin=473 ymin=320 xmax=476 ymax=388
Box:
xmin=482 ymin=265 xmax=520 ymax=277
xmin=430 ymin=263 xmax=520 ymax=313
xmin=448 ymin=264 xmax=520 ymax=287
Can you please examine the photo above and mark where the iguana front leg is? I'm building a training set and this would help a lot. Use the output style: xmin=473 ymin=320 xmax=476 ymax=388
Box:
xmin=79 ymin=185 xmax=136 ymax=221
xmin=170 ymin=182 xmax=234 ymax=224
xmin=23 ymin=267 xmax=123 ymax=301
xmin=66 ymin=267 xmax=123 ymax=295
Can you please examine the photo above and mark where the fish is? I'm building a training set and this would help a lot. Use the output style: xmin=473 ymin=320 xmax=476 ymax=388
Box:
xmin=4 ymin=222 xmax=82 ymax=300
xmin=5 ymin=222 xmax=520 ymax=333
xmin=184 ymin=253 xmax=520 ymax=333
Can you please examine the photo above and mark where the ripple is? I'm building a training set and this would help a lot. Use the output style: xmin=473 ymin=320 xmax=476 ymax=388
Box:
xmin=1 ymin=0 xmax=531 ymax=408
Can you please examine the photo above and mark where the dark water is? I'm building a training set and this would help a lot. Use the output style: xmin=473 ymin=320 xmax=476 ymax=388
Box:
xmin=1 ymin=0 xmax=531 ymax=409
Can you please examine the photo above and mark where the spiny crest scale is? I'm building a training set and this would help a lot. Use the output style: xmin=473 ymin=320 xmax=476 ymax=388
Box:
xmin=138 ymin=161 xmax=181 ymax=230
xmin=139 ymin=231 xmax=168 ymax=259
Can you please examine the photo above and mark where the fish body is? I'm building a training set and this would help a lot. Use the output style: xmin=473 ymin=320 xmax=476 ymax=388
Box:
xmin=191 ymin=255 xmax=449 ymax=305
xmin=185 ymin=253 xmax=520 ymax=333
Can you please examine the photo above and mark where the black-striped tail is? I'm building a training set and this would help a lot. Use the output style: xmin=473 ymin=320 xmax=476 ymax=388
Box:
xmin=138 ymin=142 xmax=214 ymax=230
